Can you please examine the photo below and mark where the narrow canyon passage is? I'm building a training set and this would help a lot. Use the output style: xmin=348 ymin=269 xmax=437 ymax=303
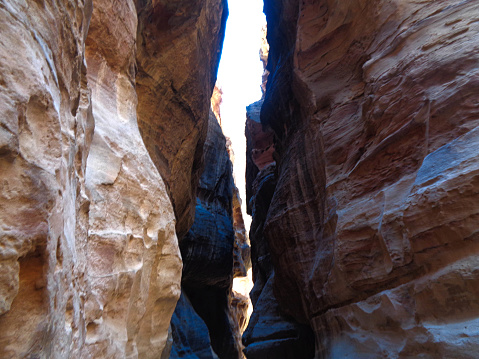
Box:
xmin=242 ymin=1 xmax=479 ymax=358
xmin=1 ymin=0 xmax=479 ymax=359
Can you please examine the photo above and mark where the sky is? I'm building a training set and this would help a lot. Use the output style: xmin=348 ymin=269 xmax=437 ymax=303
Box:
xmin=217 ymin=0 xmax=266 ymax=230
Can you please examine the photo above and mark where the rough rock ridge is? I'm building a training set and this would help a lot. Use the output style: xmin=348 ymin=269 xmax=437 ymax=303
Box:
xmin=172 ymin=110 xmax=238 ymax=359
xmin=0 ymin=0 xmax=225 ymax=358
xmin=243 ymin=101 xmax=315 ymax=359
xmin=245 ymin=0 xmax=479 ymax=358
xmin=171 ymin=92 xmax=251 ymax=358
xmin=135 ymin=0 xmax=228 ymax=239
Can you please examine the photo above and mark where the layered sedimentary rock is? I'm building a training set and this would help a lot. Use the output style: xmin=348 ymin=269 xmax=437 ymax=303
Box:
xmin=243 ymin=103 xmax=314 ymax=359
xmin=170 ymin=81 xmax=253 ymax=358
xmin=135 ymin=0 xmax=228 ymax=238
xmin=0 ymin=1 xmax=98 ymax=356
xmin=171 ymin=111 xmax=241 ymax=359
xmin=225 ymin=99 xmax=252 ymax=359
xmin=82 ymin=3 xmax=183 ymax=357
xmin=246 ymin=0 xmax=479 ymax=357
xmin=230 ymin=183 xmax=251 ymax=359
xmin=0 ymin=0 xmax=225 ymax=358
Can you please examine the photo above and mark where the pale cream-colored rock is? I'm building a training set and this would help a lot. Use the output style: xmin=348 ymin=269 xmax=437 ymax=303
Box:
xmin=82 ymin=1 xmax=182 ymax=356
xmin=211 ymin=85 xmax=223 ymax=128
xmin=0 ymin=1 xmax=93 ymax=357
xmin=0 ymin=1 xmax=182 ymax=358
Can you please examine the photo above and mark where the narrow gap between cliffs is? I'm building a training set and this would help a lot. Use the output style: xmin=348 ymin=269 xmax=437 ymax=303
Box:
xmin=214 ymin=0 xmax=267 ymax=352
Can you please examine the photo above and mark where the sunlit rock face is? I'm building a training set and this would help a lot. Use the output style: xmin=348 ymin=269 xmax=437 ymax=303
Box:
xmin=246 ymin=0 xmax=479 ymax=357
xmin=0 ymin=0 xmax=225 ymax=358
xmin=135 ymin=0 xmax=228 ymax=239
xmin=82 ymin=2 xmax=182 ymax=357
xmin=230 ymin=186 xmax=251 ymax=359
xmin=0 ymin=1 xmax=94 ymax=356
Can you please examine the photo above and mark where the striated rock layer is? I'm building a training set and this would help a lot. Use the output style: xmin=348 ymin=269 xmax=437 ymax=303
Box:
xmin=243 ymin=102 xmax=314 ymax=359
xmin=171 ymin=110 xmax=240 ymax=359
xmin=0 ymin=0 xmax=225 ymax=358
xmin=135 ymin=0 xmax=228 ymax=239
xmin=171 ymin=85 xmax=252 ymax=358
xmin=246 ymin=0 xmax=479 ymax=358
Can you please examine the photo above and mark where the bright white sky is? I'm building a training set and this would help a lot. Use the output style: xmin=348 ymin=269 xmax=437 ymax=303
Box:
xmin=217 ymin=0 xmax=266 ymax=230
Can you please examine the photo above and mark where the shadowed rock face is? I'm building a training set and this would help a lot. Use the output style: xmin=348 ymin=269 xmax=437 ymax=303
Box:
xmin=246 ymin=0 xmax=479 ymax=357
xmin=243 ymin=273 xmax=314 ymax=359
xmin=171 ymin=111 xmax=240 ymax=359
xmin=0 ymin=0 xmax=225 ymax=358
xmin=170 ymin=292 xmax=219 ymax=359
xmin=181 ymin=112 xmax=235 ymax=289
xmin=243 ymin=103 xmax=315 ymax=358
xmin=135 ymin=0 xmax=228 ymax=239
xmin=245 ymin=100 xmax=273 ymax=213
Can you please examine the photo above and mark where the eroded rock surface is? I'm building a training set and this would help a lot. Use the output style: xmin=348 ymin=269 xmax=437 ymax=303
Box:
xmin=0 ymin=1 xmax=95 ymax=356
xmin=135 ymin=0 xmax=228 ymax=239
xmin=243 ymin=117 xmax=314 ymax=358
xmin=82 ymin=2 xmax=182 ymax=357
xmin=171 ymin=111 xmax=240 ymax=358
xmin=0 ymin=0 xmax=225 ymax=358
xmin=246 ymin=0 xmax=479 ymax=357
xmin=170 ymin=292 xmax=219 ymax=359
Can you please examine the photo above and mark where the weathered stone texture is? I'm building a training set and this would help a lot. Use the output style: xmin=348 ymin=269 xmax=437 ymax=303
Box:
xmin=171 ymin=111 xmax=241 ymax=359
xmin=245 ymin=100 xmax=274 ymax=214
xmin=181 ymin=111 xmax=235 ymax=289
xmin=135 ymin=0 xmax=228 ymax=239
xmin=232 ymin=187 xmax=249 ymax=278
xmin=0 ymin=1 xmax=95 ymax=356
xmin=170 ymin=292 xmax=220 ymax=359
xmin=230 ymin=187 xmax=250 ymax=359
xmin=0 ymin=0 xmax=225 ymax=358
xmin=82 ymin=2 xmax=182 ymax=357
xmin=246 ymin=0 xmax=479 ymax=357
xmin=243 ymin=101 xmax=314 ymax=358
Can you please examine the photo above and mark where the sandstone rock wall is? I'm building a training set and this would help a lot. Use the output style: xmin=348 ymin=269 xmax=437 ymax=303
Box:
xmin=82 ymin=2 xmax=182 ymax=357
xmin=135 ymin=0 xmax=228 ymax=239
xmin=243 ymin=101 xmax=314 ymax=359
xmin=171 ymin=109 xmax=248 ymax=359
xmin=0 ymin=0 xmax=225 ymax=358
xmin=0 ymin=1 xmax=97 ymax=356
xmin=246 ymin=0 xmax=479 ymax=357
xmin=230 ymin=184 xmax=251 ymax=359
xmin=170 ymin=291 xmax=220 ymax=359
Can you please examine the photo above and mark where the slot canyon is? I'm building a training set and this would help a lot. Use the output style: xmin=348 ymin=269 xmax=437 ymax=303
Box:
xmin=1 ymin=0 xmax=479 ymax=358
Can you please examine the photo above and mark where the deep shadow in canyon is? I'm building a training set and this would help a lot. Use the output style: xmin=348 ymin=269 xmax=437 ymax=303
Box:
xmin=1 ymin=0 xmax=479 ymax=358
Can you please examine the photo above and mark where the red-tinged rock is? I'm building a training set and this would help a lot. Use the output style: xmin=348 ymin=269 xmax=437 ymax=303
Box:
xmin=0 ymin=0 xmax=226 ymax=358
xmin=172 ymin=108 xmax=247 ymax=359
xmin=135 ymin=0 xmax=228 ymax=239
xmin=245 ymin=99 xmax=276 ymax=214
xmin=246 ymin=0 xmax=479 ymax=357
